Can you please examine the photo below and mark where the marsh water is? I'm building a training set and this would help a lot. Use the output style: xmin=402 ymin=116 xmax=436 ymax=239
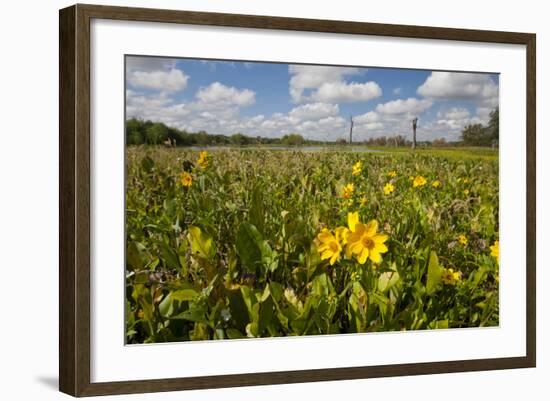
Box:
xmin=186 ymin=146 xmax=382 ymax=153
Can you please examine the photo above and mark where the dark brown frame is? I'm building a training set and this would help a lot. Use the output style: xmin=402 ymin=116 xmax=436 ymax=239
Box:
xmin=59 ymin=3 xmax=536 ymax=397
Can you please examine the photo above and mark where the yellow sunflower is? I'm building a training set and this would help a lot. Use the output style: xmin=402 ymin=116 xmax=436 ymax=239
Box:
xmin=180 ymin=171 xmax=193 ymax=187
xmin=413 ymin=175 xmax=427 ymax=187
xmin=352 ymin=161 xmax=363 ymax=176
xmin=383 ymin=183 xmax=395 ymax=195
xmin=316 ymin=227 xmax=348 ymax=265
xmin=345 ymin=212 xmax=389 ymax=264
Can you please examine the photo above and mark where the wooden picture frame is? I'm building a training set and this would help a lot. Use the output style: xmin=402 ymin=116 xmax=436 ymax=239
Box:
xmin=59 ymin=3 xmax=536 ymax=397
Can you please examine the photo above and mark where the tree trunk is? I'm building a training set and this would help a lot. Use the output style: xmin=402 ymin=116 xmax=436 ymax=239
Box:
xmin=349 ymin=116 xmax=354 ymax=144
xmin=412 ymin=117 xmax=418 ymax=150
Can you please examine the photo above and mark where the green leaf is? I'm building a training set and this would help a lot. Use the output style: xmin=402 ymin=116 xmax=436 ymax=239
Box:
xmin=141 ymin=155 xmax=155 ymax=172
xmin=240 ymin=285 xmax=259 ymax=322
xmin=170 ymin=289 xmax=199 ymax=302
xmin=126 ymin=241 xmax=145 ymax=271
xmin=171 ymin=306 xmax=206 ymax=323
xmin=426 ymin=251 xmax=443 ymax=295
xmin=187 ymin=226 xmax=215 ymax=260
xmin=235 ymin=222 xmax=264 ymax=274
xmin=158 ymin=293 xmax=174 ymax=317
xmin=226 ymin=328 xmax=244 ymax=339
xmin=429 ymin=319 xmax=449 ymax=329
xmin=378 ymin=269 xmax=400 ymax=293
xmin=249 ymin=185 xmax=265 ymax=235
xmin=246 ymin=322 xmax=259 ymax=337
xmin=158 ymin=241 xmax=181 ymax=269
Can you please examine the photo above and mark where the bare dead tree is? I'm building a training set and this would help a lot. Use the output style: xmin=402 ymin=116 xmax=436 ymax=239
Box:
xmin=349 ymin=116 xmax=354 ymax=144
xmin=411 ymin=117 xmax=418 ymax=150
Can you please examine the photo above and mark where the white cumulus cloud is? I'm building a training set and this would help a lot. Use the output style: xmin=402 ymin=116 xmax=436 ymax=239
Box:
xmin=375 ymin=98 xmax=433 ymax=115
xmin=127 ymin=69 xmax=189 ymax=93
xmin=288 ymin=65 xmax=381 ymax=104
xmin=289 ymin=103 xmax=339 ymax=121
xmin=195 ymin=82 xmax=255 ymax=107
xmin=437 ymin=107 xmax=470 ymax=120
xmin=417 ymin=72 xmax=499 ymax=104
xmin=311 ymin=81 xmax=382 ymax=103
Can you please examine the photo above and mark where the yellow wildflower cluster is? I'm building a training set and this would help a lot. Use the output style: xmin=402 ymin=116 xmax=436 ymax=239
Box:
xmin=432 ymin=180 xmax=441 ymax=188
xmin=412 ymin=175 xmax=427 ymax=187
xmin=197 ymin=151 xmax=210 ymax=169
xmin=387 ymin=170 xmax=397 ymax=178
xmin=316 ymin=212 xmax=389 ymax=266
xmin=458 ymin=234 xmax=468 ymax=246
xmin=352 ymin=161 xmax=363 ymax=176
xmin=342 ymin=183 xmax=355 ymax=199
xmin=441 ymin=268 xmax=462 ymax=285
xmin=490 ymin=240 xmax=499 ymax=263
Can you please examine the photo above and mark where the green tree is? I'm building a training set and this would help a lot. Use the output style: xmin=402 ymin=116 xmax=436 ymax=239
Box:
xmin=461 ymin=123 xmax=489 ymax=146
xmin=231 ymin=133 xmax=250 ymax=145
xmin=487 ymin=107 xmax=499 ymax=141
xmin=126 ymin=118 xmax=144 ymax=145
xmin=281 ymin=133 xmax=305 ymax=146
xmin=460 ymin=107 xmax=498 ymax=146
xmin=145 ymin=122 xmax=168 ymax=145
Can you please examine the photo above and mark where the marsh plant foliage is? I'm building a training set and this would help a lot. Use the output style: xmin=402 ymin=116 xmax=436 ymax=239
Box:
xmin=125 ymin=147 xmax=499 ymax=343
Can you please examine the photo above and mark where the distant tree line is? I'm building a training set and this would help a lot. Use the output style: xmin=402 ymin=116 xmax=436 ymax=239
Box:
xmin=126 ymin=118 xmax=317 ymax=147
xmin=460 ymin=107 xmax=499 ymax=146
xmin=363 ymin=107 xmax=499 ymax=148
xmin=126 ymin=107 xmax=498 ymax=148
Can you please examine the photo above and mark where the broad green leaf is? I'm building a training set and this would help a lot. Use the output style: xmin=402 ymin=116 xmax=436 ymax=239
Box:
xmin=171 ymin=306 xmax=207 ymax=323
xmin=426 ymin=251 xmax=443 ymax=295
xmin=226 ymin=328 xmax=244 ymax=339
xmin=126 ymin=241 xmax=145 ymax=271
xmin=187 ymin=226 xmax=215 ymax=260
xmin=378 ymin=270 xmax=400 ymax=293
xmin=246 ymin=322 xmax=259 ymax=337
xmin=158 ymin=241 xmax=180 ymax=269
xmin=235 ymin=222 xmax=264 ymax=274
xmin=158 ymin=293 xmax=174 ymax=317
xmin=249 ymin=185 xmax=265 ymax=235
xmin=171 ymin=289 xmax=199 ymax=302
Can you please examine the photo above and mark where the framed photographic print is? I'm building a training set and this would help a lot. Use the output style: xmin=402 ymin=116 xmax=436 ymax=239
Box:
xmin=59 ymin=4 xmax=536 ymax=397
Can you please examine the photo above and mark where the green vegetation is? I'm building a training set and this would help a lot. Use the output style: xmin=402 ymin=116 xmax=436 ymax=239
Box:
xmin=125 ymin=146 xmax=499 ymax=343
xmin=125 ymin=107 xmax=498 ymax=148
xmin=461 ymin=108 xmax=499 ymax=146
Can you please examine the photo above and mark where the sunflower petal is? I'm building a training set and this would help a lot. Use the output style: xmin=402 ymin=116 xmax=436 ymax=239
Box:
xmin=347 ymin=212 xmax=359 ymax=232
xmin=369 ymin=251 xmax=382 ymax=264
xmin=365 ymin=220 xmax=379 ymax=236
xmin=345 ymin=244 xmax=353 ymax=258
xmin=374 ymin=243 xmax=388 ymax=254
xmin=357 ymin=248 xmax=369 ymax=264
xmin=320 ymin=250 xmax=333 ymax=260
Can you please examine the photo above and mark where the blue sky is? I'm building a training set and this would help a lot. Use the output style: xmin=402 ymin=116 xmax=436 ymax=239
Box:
xmin=126 ymin=56 xmax=499 ymax=141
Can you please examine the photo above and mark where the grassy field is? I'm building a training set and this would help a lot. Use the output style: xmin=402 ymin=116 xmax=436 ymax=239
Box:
xmin=125 ymin=146 xmax=499 ymax=343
